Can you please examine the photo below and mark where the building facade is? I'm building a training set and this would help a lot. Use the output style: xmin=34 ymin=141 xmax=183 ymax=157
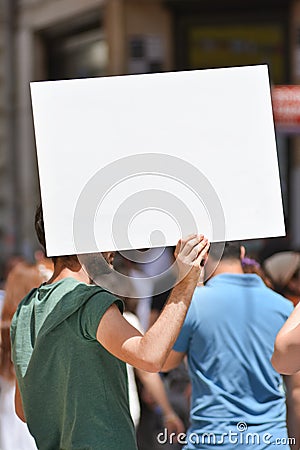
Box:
xmin=1 ymin=0 xmax=300 ymax=266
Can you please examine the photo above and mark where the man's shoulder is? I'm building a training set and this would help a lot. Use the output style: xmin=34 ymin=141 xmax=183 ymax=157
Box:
xmin=260 ymin=285 xmax=294 ymax=313
xmin=12 ymin=279 xmax=120 ymax=322
xmin=193 ymin=274 xmax=293 ymax=312
xmin=191 ymin=283 xmax=218 ymax=304
xmin=41 ymin=278 xmax=115 ymax=298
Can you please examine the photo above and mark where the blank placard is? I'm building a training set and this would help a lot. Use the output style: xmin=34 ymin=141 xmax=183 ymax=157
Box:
xmin=31 ymin=65 xmax=285 ymax=256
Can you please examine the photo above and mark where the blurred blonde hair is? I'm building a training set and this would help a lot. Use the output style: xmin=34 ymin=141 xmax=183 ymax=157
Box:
xmin=0 ymin=262 xmax=45 ymax=381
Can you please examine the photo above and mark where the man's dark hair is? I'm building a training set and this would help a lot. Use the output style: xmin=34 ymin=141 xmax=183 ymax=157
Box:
xmin=35 ymin=204 xmax=78 ymax=267
xmin=35 ymin=204 xmax=46 ymax=252
xmin=209 ymin=241 xmax=242 ymax=262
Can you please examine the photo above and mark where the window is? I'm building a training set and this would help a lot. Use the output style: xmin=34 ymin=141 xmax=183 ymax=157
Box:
xmin=45 ymin=20 xmax=107 ymax=80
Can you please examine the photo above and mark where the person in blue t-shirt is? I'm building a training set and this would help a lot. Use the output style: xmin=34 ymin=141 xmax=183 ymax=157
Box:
xmin=162 ymin=242 xmax=300 ymax=450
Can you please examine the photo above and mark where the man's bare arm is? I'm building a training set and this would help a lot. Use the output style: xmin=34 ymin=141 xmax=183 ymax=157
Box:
xmin=272 ymin=303 xmax=300 ymax=375
xmin=284 ymin=373 xmax=300 ymax=450
xmin=161 ymin=349 xmax=185 ymax=372
xmin=15 ymin=380 xmax=26 ymax=422
xmin=97 ymin=235 xmax=209 ymax=372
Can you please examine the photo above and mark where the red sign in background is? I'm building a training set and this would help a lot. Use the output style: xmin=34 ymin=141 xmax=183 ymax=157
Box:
xmin=272 ymin=85 xmax=300 ymax=129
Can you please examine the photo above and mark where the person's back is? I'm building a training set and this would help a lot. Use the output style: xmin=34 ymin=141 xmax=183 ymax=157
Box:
xmin=180 ymin=275 xmax=292 ymax=440
xmin=0 ymin=261 xmax=44 ymax=450
xmin=164 ymin=242 xmax=297 ymax=449
xmin=11 ymin=278 xmax=135 ymax=450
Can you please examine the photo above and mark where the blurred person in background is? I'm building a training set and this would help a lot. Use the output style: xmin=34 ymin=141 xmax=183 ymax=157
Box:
xmin=162 ymin=242 xmax=300 ymax=450
xmin=259 ymin=236 xmax=291 ymax=262
xmin=3 ymin=255 xmax=26 ymax=279
xmin=241 ymin=257 xmax=273 ymax=288
xmin=0 ymin=256 xmax=27 ymax=318
xmin=124 ymin=247 xmax=175 ymax=331
xmin=123 ymin=296 xmax=185 ymax=450
xmin=264 ymin=252 xmax=300 ymax=306
xmin=0 ymin=261 xmax=46 ymax=450
xmin=150 ymin=248 xmax=191 ymax=441
xmin=0 ymin=267 xmax=4 ymax=316
xmin=34 ymin=250 xmax=54 ymax=282
xmin=94 ymin=269 xmax=184 ymax=449
xmin=149 ymin=247 xmax=177 ymax=329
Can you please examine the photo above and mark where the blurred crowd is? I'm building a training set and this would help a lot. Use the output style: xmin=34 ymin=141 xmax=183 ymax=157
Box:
xmin=0 ymin=238 xmax=300 ymax=449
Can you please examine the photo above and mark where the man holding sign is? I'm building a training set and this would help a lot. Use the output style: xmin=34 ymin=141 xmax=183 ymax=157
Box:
xmin=15 ymin=63 xmax=286 ymax=450
xmin=10 ymin=206 xmax=209 ymax=450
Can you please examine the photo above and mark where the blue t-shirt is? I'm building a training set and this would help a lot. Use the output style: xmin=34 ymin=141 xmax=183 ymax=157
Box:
xmin=173 ymin=274 xmax=293 ymax=449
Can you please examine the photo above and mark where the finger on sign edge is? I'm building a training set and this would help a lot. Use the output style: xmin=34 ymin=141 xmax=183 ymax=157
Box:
xmin=196 ymin=242 xmax=210 ymax=266
xmin=174 ymin=239 xmax=182 ymax=258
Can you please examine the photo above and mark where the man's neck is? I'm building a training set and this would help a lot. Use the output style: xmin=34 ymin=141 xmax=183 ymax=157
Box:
xmin=46 ymin=264 xmax=89 ymax=285
xmin=211 ymin=260 xmax=244 ymax=278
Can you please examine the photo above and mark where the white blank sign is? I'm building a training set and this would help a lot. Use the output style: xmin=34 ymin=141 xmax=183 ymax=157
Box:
xmin=31 ymin=65 xmax=285 ymax=256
